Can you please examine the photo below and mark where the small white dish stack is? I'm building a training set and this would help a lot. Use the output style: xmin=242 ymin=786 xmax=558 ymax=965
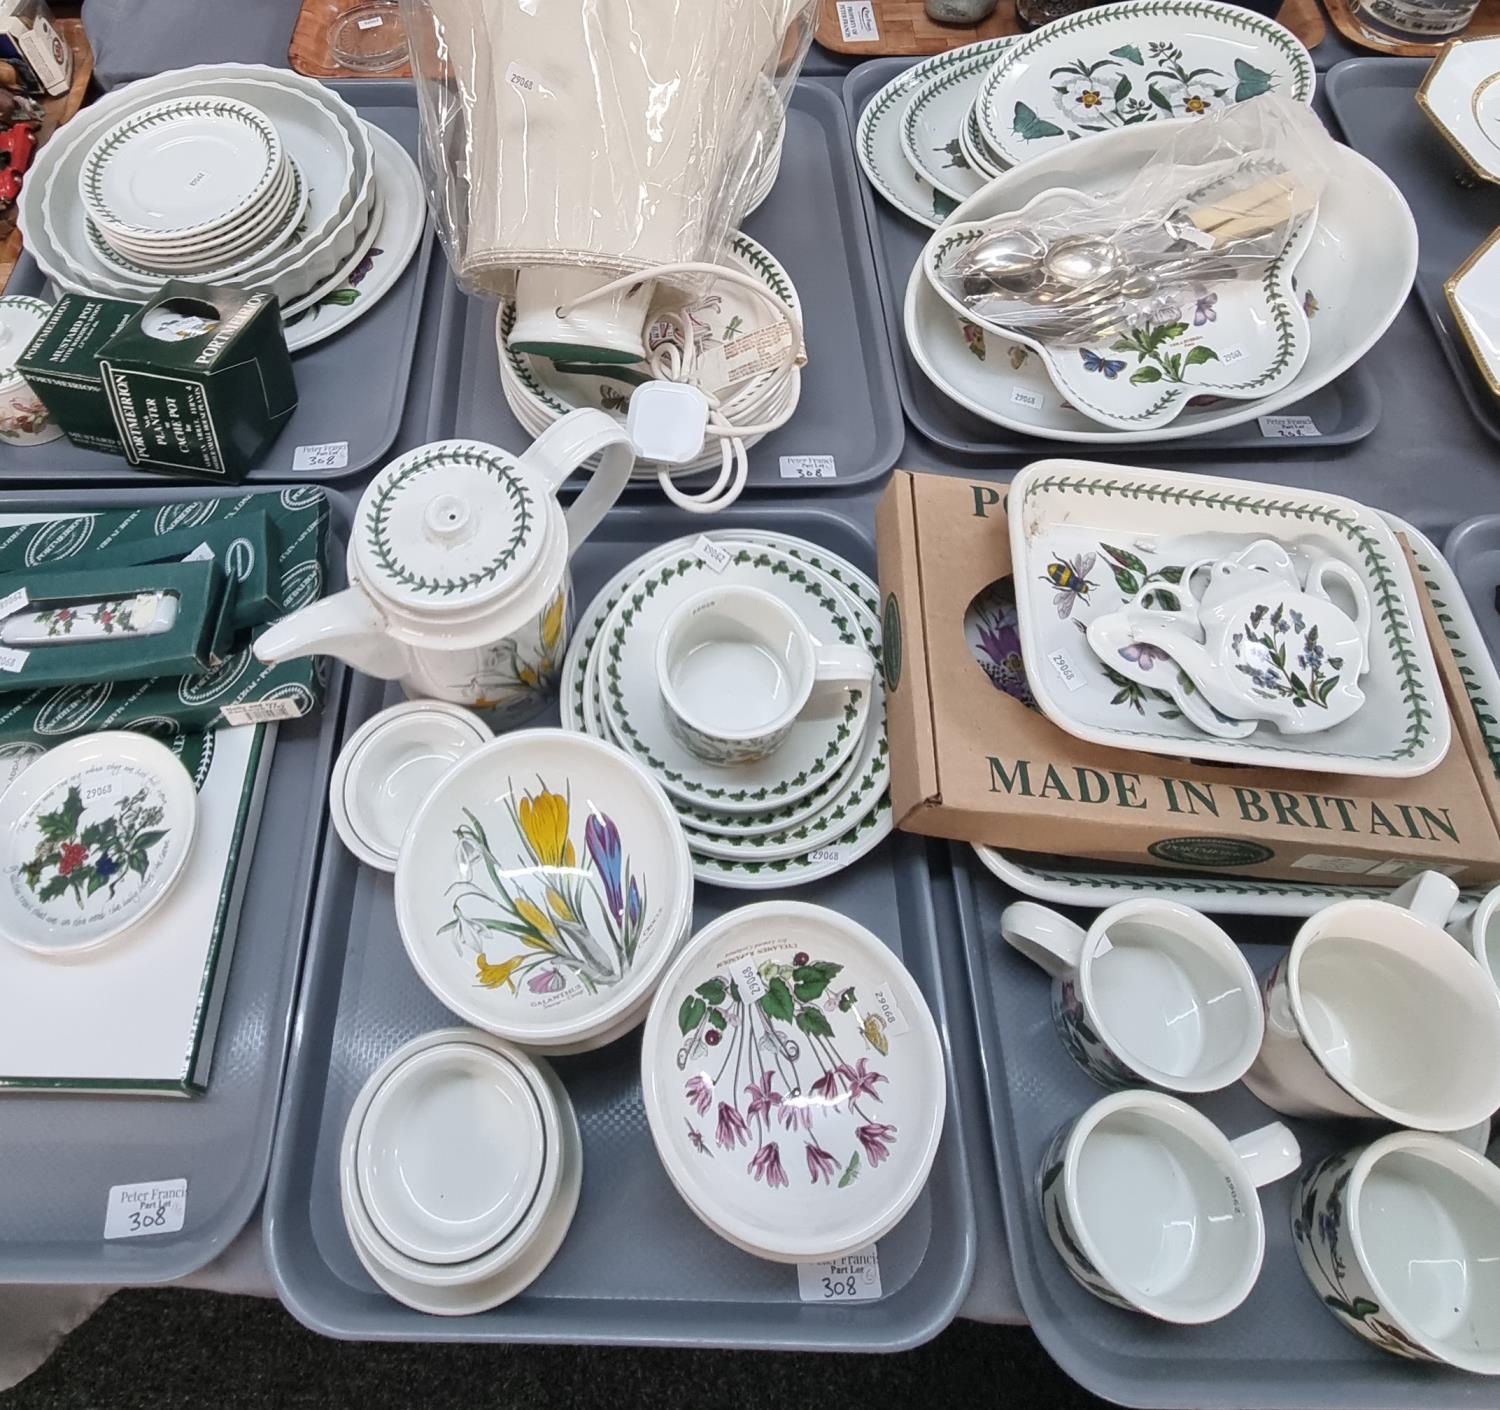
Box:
xmin=340 ymin=1028 xmax=582 ymax=1315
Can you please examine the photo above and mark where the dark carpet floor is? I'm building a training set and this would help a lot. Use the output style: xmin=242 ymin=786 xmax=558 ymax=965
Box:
xmin=0 ymin=1290 xmax=1112 ymax=1410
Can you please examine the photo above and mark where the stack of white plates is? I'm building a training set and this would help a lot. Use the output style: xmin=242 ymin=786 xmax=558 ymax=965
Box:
xmin=561 ymin=530 xmax=892 ymax=888
xmin=340 ymin=1028 xmax=581 ymax=1316
xmin=19 ymin=63 xmax=427 ymax=353
xmin=497 ymin=230 xmax=801 ymax=479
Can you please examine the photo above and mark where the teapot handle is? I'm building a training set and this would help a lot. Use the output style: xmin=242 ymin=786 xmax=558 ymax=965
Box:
xmin=516 ymin=408 xmax=637 ymax=555
xmin=1305 ymin=558 xmax=1372 ymax=658
xmin=1126 ymin=556 xmax=1213 ymax=627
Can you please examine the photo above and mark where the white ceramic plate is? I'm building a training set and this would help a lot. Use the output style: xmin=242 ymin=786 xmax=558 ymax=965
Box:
xmin=80 ymin=95 xmax=282 ymax=243
xmin=597 ymin=547 xmax=875 ymax=814
xmin=975 ymin=0 xmax=1315 ymax=170
xmin=1417 ymin=36 xmax=1500 ymax=185
xmin=857 ymin=42 xmax=1017 ymax=230
xmin=394 ymin=730 xmax=694 ymax=1049
xmin=904 ymin=120 xmax=1415 ymax=442
xmin=1446 ymin=227 xmax=1500 ymax=400
xmin=641 ymin=902 xmax=945 ymax=1263
xmin=1008 ymin=461 xmax=1450 ymax=775
xmin=899 ymin=43 xmax=1012 ymax=202
xmin=0 ymin=732 xmax=197 ymax=955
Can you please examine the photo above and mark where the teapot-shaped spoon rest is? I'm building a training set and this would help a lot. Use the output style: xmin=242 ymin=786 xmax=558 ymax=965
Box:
xmin=1125 ymin=556 xmax=1372 ymax=735
xmin=253 ymin=408 xmax=634 ymax=725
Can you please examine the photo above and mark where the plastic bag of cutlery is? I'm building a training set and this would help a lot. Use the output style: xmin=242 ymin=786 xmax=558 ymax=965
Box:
xmin=933 ymin=94 xmax=1334 ymax=345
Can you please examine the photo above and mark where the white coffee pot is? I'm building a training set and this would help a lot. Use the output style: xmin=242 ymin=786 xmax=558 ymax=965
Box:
xmin=254 ymin=410 xmax=634 ymax=724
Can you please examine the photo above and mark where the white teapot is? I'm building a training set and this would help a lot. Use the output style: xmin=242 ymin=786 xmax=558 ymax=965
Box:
xmin=254 ymin=409 xmax=634 ymax=725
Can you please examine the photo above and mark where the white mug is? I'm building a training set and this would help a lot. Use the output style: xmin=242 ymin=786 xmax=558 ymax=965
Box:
xmin=1244 ymin=871 xmax=1500 ymax=1130
xmin=1294 ymin=1130 xmax=1500 ymax=1375
xmin=1446 ymin=883 xmax=1500 ymax=993
xmin=1040 ymin=1089 xmax=1300 ymax=1324
xmin=999 ymin=899 xmax=1264 ymax=1094
xmin=655 ymin=585 xmax=874 ymax=766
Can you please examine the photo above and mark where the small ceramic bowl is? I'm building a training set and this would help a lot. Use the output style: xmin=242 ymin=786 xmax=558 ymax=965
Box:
xmin=330 ymin=700 xmax=491 ymax=872
xmin=339 ymin=1029 xmax=580 ymax=1311
xmin=395 ymin=728 xmax=694 ymax=1050
xmin=640 ymin=901 xmax=947 ymax=1263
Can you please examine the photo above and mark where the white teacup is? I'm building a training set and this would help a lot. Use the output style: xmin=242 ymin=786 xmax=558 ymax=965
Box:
xmin=1294 ymin=1130 xmax=1500 ymax=1374
xmin=656 ymin=585 xmax=874 ymax=766
xmin=1040 ymin=1089 xmax=1300 ymax=1324
xmin=1000 ymin=899 xmax=1264 ymax=1093
xmin=1244 ymin=871 xmax=1500 ymax=1130
xmin=1446 ymin=883 xmax=1500 ymax=993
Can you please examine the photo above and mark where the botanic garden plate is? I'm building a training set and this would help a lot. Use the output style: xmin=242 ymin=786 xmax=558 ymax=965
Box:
xmin=640 ymin=902 xmax=944 ymax=1262
xmin=598 ymin=548 xmax=875 ymax=814
xmin=899 ymin=38 xmax=1016 ymax=204
xmin=974 ymin=0 xmax=1315 ymax=171
xmin=1416 ymin=36 xmax=1500 ymax=186
xmin=0 ymin=732 xmax=197 ymax=956
xmin=1007 ymin=461 xmax=1449 ymax=776
xmin=395 ymin=729 xmax=693 ymax=1050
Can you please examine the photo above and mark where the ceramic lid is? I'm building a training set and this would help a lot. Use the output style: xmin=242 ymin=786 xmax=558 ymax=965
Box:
xmin=0 ymin=297 xmax=51 ymax=388
xmin=351 ymin=440 xmax=559 ymax=620
xmin=640 ymin=901 xmax=946 ymax=1262
xmin=394 ymin=729 xmax=694 ymax=1048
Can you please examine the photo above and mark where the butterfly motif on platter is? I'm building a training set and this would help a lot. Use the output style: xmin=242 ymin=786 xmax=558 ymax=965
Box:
xmin=1080 ymin=348 xmax=1125 ymax=379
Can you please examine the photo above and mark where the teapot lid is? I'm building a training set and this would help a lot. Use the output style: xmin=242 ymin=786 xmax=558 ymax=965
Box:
xmin=352 ymin=441 xmax=554 ymax=616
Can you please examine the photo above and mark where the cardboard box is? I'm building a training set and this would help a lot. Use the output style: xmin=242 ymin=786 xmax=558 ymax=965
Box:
xmin=99 ymin=282 xmax=297 ymax=482
xmin=876 ymin=469 xmax=1500 ymax=888
xmin=16 ymin=295 xmax=138 ymax=454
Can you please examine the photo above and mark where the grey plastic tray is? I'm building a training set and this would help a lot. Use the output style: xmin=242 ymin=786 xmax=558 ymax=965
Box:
xmin=1325 ymin=59 xmax=1500 ymax=446
xmin=0 ymin=82 xmax=435 ymax=485
xmin=843 ymin=59 xmax=1383 ymax=457
xmin=0 ymin=486 xmax=352 ymax=1285
xmin=428 ymin=81 xmax=905 ymax=495
xmin=1446 ymin=515 xmax=1500 ymax=667
xmin=265 ymin=503 xmax=976 ymax=1348
xmin=951 ymin=848 xmax=1500 ymax=1408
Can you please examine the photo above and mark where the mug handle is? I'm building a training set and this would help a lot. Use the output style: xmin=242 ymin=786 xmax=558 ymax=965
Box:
xmin=999 ymin=901 xmax=1087 ymax=980
xmin=1388 ymin=869 xmax=1460 ymax=928
xmin=812 ymin=640 xmax=875 ymax=690
xmin=1305 ymin=557 xmax=1373 ymax=658
xmin=1230 ymin=1122 xmax=1302 ymax=1188
xmin=515 ymin=408 xmax=637 ymax=555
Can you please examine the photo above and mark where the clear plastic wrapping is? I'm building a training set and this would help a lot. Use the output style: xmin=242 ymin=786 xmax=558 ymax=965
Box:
xmin=400 ymin=0 xmax=816 ymax=299
xmin=932 ymin=96 xmax=1333 ymax=346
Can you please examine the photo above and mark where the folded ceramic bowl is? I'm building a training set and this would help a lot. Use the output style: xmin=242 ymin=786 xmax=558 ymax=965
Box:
xmin=395 ymin=729 xmax=694 ymax=1051
xmin=640 ymin=901 xmax=946 ymax=1262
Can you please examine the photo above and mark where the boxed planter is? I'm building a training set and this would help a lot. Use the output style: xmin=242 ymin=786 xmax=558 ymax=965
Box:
xmin=875 ymin=469 xmax=1500 ymax=888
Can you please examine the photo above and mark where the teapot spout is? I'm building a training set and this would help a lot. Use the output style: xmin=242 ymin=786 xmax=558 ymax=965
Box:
xmin=253 ymin=588 xmax=409 ymax=681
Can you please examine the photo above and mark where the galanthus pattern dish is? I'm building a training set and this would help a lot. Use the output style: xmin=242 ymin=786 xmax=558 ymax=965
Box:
xmin=640 ymin=902 xmax=945 ymax=1262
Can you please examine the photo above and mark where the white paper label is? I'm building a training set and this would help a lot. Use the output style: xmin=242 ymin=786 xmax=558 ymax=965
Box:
xmin=504 ymin=62 xmax=551 ymax=98
xmin=219 ymin=697 xmax=305 ymax=726
xmin=1290 ymin=852 xmax=1380 ymax=874
xmin=798 ymin=1247 xmax=882 ymax=1302
xmin=0 ymin=646 xmax=29 ymax=673
xmin=807 ymin=846 xmax=847 ymax=866
xmin=183 ymin=542 xmax=215 ymax=563
xmin=693 ymin=535 xmax=733 ymax=575
xmin=1010 ymin=386 xmax=1045 ymax=411
xmin=1046 ymin=649 xmax=1088 ymax=693
xmin=836 ymin=0 xmax=880 ymax=40
xmin=868 ymin=984 xmax=911 ymax=1040
xmin=292 ymin=440 xmax=348 ymax=472
xmin=1367 ymin=859 xmax=1466 ymax=878
xmin=0 ymin=587 xmax=28 ymax=621
xmin=103 ymin=1178 xmax=187 ymax=1240
xmin=779 ymin=455 xmax=837 ymax=481
xmin=356 ymin=13 xmax=383 ymax=27
xmin=1220 ymin=346 xmax=1246 ymax=365
xmin=733 ymin=960 xmax=767 ymax=1004
xmin=1258 ymin=414 xmax=1319 ymax=440
xmin=699 ymin=321 xmax=796 ymax=389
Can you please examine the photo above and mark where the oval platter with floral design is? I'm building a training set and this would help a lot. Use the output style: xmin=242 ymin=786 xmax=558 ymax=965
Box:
xmin=975 ymin=0 xmax=1315 ymax=172
xmin=640 ymin=902 xmax=945 ymax=1263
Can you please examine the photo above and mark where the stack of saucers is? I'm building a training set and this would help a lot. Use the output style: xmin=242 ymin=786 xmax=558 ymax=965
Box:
xmin=20 ymin=63 xmax=428 ymax=352
xmin=340 ymin=1028 xmax=581 ymax=1316
xmin=497 ymin=230 xmax=802 ymax=480
xmin=561 ymin=531 xmax=892 ymax=888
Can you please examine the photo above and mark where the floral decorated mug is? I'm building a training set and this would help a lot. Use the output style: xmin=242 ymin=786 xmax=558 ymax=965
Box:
xmin=999 ymin=898 xmax=1263 ymax=1093
xmin=1293 ymin=1130 xmax=1500 ymax=1374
